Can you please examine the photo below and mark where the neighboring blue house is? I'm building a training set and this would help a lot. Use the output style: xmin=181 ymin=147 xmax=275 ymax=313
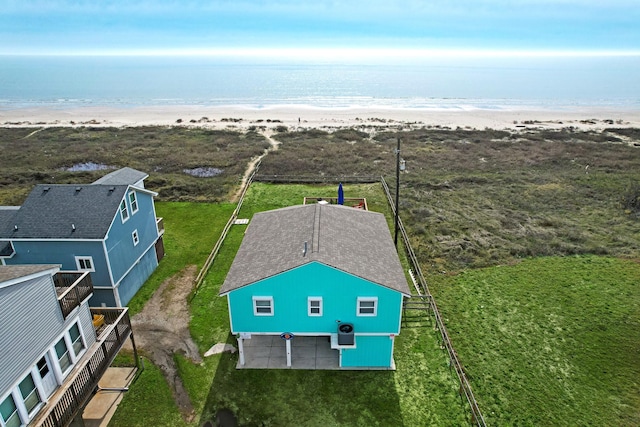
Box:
xmin=220 ymin=203 xmax=411 ymax=369
xmin=0 ymin=264 xmax=134 ymax=427
xmin=0 ymin=168 xmax=165 ymax=307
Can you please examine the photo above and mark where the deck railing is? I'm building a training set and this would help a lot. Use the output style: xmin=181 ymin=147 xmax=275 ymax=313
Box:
xmin=34 ymin=308 xmax=132 ymax=427
xmin=54 ymin=272 xmax=93 ymax=319
xmin=156 ymin=217 xmax=165 ymax=234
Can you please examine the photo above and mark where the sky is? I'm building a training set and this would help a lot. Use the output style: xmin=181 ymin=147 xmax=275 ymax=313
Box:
xmin=1 ymin=0 xmax=639 ymax=57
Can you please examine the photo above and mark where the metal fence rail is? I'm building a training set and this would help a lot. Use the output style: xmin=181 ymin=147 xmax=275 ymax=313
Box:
xmin=253 ymin=174 xmax=379 ymax=184
xmin=192 ymin=161 xmax=261 ymax=296
xmin=381 ymin=176 xmax=486 ymax=427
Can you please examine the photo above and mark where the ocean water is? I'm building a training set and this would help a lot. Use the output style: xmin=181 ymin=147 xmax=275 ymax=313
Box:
xmin=0 ymin=55 xmax=639 ymax=111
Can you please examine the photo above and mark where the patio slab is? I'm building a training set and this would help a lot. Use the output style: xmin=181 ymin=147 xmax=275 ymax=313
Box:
xmin=237 ymin=335 xmax=340 ymax=370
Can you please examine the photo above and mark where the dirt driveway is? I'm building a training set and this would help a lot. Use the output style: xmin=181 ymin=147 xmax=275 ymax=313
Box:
xmin=125 ymin=265 xmax=202 ymax=421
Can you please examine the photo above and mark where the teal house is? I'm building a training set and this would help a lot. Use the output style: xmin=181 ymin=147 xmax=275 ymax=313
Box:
xmin=220 ymin=203 xmax=411 ymax=369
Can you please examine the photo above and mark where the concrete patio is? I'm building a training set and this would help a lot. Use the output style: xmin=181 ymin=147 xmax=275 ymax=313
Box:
xmin=238 ymin=335 xmax=340 ymax=369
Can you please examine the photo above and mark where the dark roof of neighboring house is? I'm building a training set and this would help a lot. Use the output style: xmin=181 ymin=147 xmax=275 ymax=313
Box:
xmin=0 ymin=264 xmax=59 ymax=285
xmin=220 ymin=204 xmax=410 ymax=295
xmin=0 ymin=185 xmax=129 ymax=239
xmin=93 ymin=167 xmax=148 ymax=186
xmin=0 ymin=207 xmax=19 ymax=232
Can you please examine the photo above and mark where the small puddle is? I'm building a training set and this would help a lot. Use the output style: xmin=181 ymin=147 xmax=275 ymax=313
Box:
xmin=65 ymin=162 xmax=112 ymax=172
xmin=183 ymin=167 xmax=224 ymax=177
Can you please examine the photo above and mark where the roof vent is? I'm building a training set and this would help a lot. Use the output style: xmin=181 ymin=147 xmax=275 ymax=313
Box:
xmin=13 ymin=225 xmax=18 ymax=231
xmin=71 ymin=224 xmax=76 ymax=232
xmin=303 ymin=241 xmax=308 ymax=257
xmin=108 ymin=186 xmax=116 ymax=193
xmin=75 ymin=187 xmax=82 ymax=193
xmin=42 ymin=186 xmax=50 ymax=193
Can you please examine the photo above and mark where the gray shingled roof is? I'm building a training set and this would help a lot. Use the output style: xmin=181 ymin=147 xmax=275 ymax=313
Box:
xmin=220 ymin=204 xmax=410 ymax=295
xmin=0 ymin=207 xmax=19 ymax=232
xmin=93 ymin=167 xmax=148 ymax=186
xmin=0 ymin=185 xmax=128 ymax=239
xmin=0 ymin=264 xmax=59 ymax=285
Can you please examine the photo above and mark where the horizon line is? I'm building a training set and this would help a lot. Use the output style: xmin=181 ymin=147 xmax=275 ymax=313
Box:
xmin=3 ymin=47 xmax=640 ymax=59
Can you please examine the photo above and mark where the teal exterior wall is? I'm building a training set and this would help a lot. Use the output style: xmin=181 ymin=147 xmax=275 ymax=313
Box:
xmin=105 ymin=189 xmax=159 ymax=285
xmin=227 ymin=261 xmax=403 ymax=335
xmin=341 ymin=335 xmax=394 ymax=368
xmin=116 ymin=246 xmax=158 ymax=306
xmin=5 ymin=240 xmax=110 ymax=286
xmin=4 ymin=188 xmax=161 ymax=307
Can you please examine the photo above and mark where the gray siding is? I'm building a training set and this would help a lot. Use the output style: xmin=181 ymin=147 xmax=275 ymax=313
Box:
xmin=77 ymin=303 xmax=97 ymax=348
xmin=0 ymin=274 xmax=66 ymax=392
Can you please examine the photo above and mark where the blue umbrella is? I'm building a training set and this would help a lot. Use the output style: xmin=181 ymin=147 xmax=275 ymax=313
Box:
xmin=338 ymin=183 xmax=344 ymax=205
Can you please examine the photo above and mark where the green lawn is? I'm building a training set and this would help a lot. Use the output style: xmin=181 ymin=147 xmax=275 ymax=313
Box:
xmin=113 ymin=183 xmax=469 ymax=426
xmin=429 ymin=256 xmax=640 ymax=426
xmin=112 ymin=183 xmax=640 ymax=426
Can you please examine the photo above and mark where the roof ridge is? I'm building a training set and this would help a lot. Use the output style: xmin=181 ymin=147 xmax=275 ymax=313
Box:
xmin=312 ymin=204 xmax=321 ymax=253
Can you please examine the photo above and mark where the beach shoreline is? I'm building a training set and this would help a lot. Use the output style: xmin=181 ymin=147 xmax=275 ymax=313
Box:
xmin=1 ymin=105 xmax=639 ymax=131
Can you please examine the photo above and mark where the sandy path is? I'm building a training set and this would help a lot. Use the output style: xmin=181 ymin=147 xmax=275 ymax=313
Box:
xmin=229 ymin=130 xmax=280 ymax=202
xmin=125 ymin=265 xmax=202 ymax=421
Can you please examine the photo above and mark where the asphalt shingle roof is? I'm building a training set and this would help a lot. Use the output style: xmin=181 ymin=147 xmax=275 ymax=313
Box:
xmin=0 ymin=207 xmax=19 ymax=232
xmin=0 ymin=264 xmax=59 ymax=284
xmin=220 ymin=204 xmax=410 ymax=295
xmin=93 ymin=167 xmax=148 ymax=186
xmin=0 ymin=185 xmax=128 ymax=239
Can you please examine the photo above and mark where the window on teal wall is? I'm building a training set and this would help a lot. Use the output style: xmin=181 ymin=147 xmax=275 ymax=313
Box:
xmin=75 ymin=256 xmax=95 ymax=272
xmin=357 ymin=297 xmax=378 ymax=316
xmin=253 ymin=297 xmax=274 ymax=316
xmin=129 ymin=191 xmax=138 ymax=214
xmin=308 ymin=297 xmax=323 ymax=316
xmin=120 ymin=199 xmax=129 ymax=222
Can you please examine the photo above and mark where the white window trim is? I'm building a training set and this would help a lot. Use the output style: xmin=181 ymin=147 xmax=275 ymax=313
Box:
xmin=0 ymin=390 xmax=22 ymax=427
xmin=19 ymin=372 xmax=42 ymax=418
xmin=132 ymin=229 xmax=139 ymax=246
xmin=252 ymin=296 xmax=274 ymax=316
xmin=357 ymin=297 xmax=378 ymax=317
xmin=128 ymin=191 xmax=139 ymax=215
xmin=68 ymin=322 xmax=86 ymax=360
xmin=119 ymin=199 xmax=129 ymax=223
xmin=75 ymin=256 xmax=95 ymax=272
xmin=308 ymin=297 xmax=323 ymax=317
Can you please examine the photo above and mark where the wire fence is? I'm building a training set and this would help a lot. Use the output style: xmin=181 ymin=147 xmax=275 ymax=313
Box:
xmin=381 ymin=176 xmax=487 ymax=427
xmin=253 ymin=174 xmax=379 ymax=184
xmin=191 ymin=161 xmax=261 ymax=298
xmin=191 ymin=169 xmax=485 ymax=425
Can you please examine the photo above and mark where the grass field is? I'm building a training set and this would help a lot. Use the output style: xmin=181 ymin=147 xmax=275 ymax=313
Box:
xmin=113 ymin=181 xmax=639 ymax=426
xmin=430 ymin=256 xmax=640 ymax=426
xmin=112 ymin=183 xmax=470 ymax=426
xmin=3 ymin=125 xmax=638 ymax=425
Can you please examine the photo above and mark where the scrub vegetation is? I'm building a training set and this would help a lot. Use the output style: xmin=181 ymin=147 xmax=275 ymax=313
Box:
xmin=2 ymin=125 xmax=639 ymax=425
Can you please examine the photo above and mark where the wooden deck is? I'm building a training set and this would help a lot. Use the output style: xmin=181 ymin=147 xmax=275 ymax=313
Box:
xmin=32 ymin=308 xmax=135 ymax=427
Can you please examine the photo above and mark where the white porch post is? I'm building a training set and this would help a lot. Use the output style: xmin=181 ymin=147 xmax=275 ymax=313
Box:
xmin=285 ymin=339 xmax=292 ymax=367
xmin=238 ymin=337 xmax=245 ymax=366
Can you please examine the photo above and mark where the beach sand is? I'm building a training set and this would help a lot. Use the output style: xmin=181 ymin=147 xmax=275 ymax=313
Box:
xmin=1 ymin=105 xmax=639 ymax=131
